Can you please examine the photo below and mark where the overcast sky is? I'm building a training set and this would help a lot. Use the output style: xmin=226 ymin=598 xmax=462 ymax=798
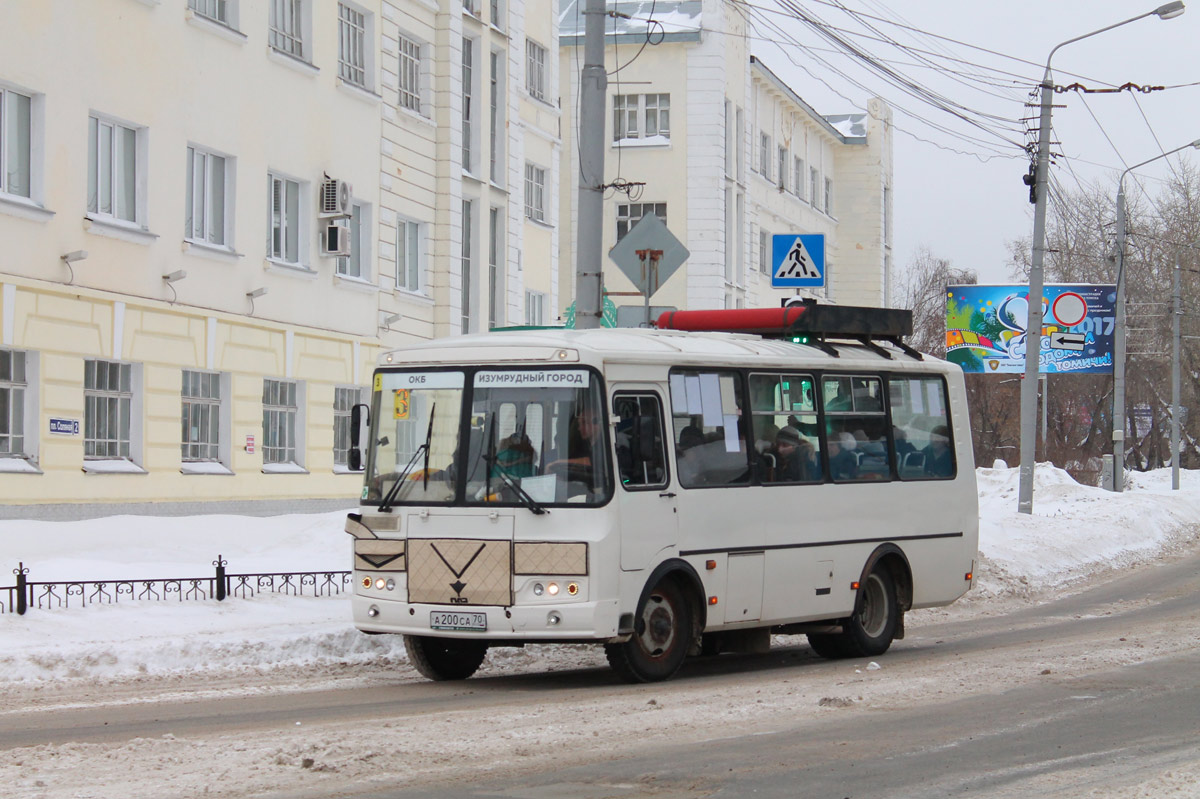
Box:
xmin=749 ymin=0 xmax=1200 ymax=285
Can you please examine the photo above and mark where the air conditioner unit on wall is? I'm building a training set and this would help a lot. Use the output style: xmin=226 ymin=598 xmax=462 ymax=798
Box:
xmin=320 ymin=177 xmax=353 ymax=218
xmin=321 ymin=222 xmax=352 ymax=257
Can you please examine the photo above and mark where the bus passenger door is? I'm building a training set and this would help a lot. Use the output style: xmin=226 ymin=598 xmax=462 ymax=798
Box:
xmin=611 ymin=391 xmax=677 ymax=571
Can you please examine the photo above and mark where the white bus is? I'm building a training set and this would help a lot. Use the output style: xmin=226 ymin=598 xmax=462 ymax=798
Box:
xmin=345 ymin=305 xmax=978 ymax=683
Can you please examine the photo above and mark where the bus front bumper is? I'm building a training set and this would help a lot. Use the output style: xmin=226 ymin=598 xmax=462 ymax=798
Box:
xmin=352 ymin=597 xmax=621 ymax=641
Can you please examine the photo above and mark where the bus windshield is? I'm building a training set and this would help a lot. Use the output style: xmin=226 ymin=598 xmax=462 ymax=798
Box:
xmin=363 ymin=367 xmax=612 ymax=508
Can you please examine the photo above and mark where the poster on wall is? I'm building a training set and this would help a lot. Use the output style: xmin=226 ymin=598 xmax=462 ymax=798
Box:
xmin=945 ymin=284 xmax=1116 ymax=374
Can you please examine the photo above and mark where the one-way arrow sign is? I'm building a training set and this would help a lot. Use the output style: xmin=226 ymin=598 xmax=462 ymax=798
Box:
xmin=1049 ymin=331 xmax=1085 ymax=351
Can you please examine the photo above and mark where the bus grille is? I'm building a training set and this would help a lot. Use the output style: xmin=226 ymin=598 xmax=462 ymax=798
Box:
xmin=407 ymin=538 xmax=512 ymax=606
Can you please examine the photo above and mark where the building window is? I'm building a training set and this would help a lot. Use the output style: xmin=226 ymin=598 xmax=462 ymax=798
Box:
xmin=525 ymin=290 xmax=546 ymax=326
xmin=526 ymin=39 xmax=546 ymax=101
xmin=759 ymin=228 xmax=770 ymax=274
xmin=616 ymin=202 xmax=666 ymax=241
xmin=524 ymin=163 xmax=545 ymax=222
xmin=269 ymin=0 xmax=308 ymax=60
xmin=0 ymin=87 xmax=32 ymax=200
xmin=490 ymin=0 xmax=503 ymax=28
xmin=0 ymin=349 xmax=27 ymax=458
xmin=613 ymin=94 xmax=670 ymax=142
xmin=333 ymin=386 xmax=361 ymax=467
xmin=336 ymin=201 xmax=367 ymax=278
xmin=396 ymin=217 xmax=421 ymax=292
xmin=794 ymin=157 xmax=804 ymax=200
xmin=186 ymin=146 xmax=230 ymax=246
xmin=87 ymin=115 xmax=142 ymax=224
xmin=489 ymin=206 xmax=502 ymax=329
xmin=262 ymin=378 xmax=299 ymax=465
xmin=463 ymin=0 xmax=478 ymax=16
xmin=267 ymin=172 xmax=303 ymax=265
xmin=398 ymin=34 xmax=422 ymax=113
xmin=188 ymin=0 xmax=236 ymax=27
xmin=825 ymin=177 xmax=834 ymax=216
xmin=490 ymin=50 xmax=503 ymax=184
xmin=735 ymin=107 xmax=744 ymax=182
xmin=461 ymin=199 xmax=474 ymax=334
xmin=84 ymin=359 xmax=133 ymax=460
xmin=462 ymin=37 xmax=474 ymax=172
xmin=810 ymin=167 xmax=819 ymax=209
xmin=181 ymin=370 xmax=221 ymax=462
xmin=777 ymin=146 xmax=787 ymax=190
xmin=759 ymin=133 xmax=770 ymax=180
xmin=337 ymin=2 xmax=367 ymax=88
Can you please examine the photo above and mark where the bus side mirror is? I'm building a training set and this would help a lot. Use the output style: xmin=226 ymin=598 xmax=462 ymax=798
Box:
xmin=349 ymin=403 xmax=369 ymax=472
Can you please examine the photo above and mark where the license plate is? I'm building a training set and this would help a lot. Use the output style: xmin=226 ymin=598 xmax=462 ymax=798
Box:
xmin=430 ymin=610 xmax=487 ymax=632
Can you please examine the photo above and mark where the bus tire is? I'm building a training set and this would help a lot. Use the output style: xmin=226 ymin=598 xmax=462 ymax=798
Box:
xmin=841 ymin=566 xmax=899 ymax=658
xmin=605 ymin=576 xmax=692 ymax=683
xmin=806 ymin=632 xmax=848 ymax=660
xmin=404 ymin=635 xmax=488 ymax=681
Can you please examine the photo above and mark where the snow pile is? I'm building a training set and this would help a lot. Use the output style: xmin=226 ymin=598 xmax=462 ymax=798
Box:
xmin=2 ymin=467 xmax=1199 ymax=685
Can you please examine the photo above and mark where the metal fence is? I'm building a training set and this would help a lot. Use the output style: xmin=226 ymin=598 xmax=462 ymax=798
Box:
xmin=1 ymin=556 xmax=351 ymax=615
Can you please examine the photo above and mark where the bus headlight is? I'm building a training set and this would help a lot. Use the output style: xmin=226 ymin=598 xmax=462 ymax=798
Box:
xmin=533 ymin=583 xmax=545 ymax=596
xmin=385 ymin=578 xmax=396 ymax=591
xmin=547 ymin=582 xmax=560 ymax=596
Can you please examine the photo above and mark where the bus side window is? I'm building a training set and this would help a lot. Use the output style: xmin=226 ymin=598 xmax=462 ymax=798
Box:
xmin=889 ymin=377 xmax=956 ymax=480
xmin=613 ymin=394 xmax=668 ymax=489
xmin=669 ymin=369 xmax=750 ymax=488
xmin=822 ymin=374 xmax=890 ymax=482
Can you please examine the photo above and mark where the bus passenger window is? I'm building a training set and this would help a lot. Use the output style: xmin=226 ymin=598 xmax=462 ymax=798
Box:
xmin=889 ymin=377 xmax=955 ymax=480
xmin=749 ymin=373 xmax=822 ymax=484
xmin=613 ymin=394 xmax=668 ymax=489
xmin=821 ymin=374 xmax=890 ymax=482
xmin=669 ymin=369 xmax=751 ymax=488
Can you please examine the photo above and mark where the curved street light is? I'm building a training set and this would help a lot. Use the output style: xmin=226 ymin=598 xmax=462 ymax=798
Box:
xmin=1018 ymin=1 xmax=1187 ymax=514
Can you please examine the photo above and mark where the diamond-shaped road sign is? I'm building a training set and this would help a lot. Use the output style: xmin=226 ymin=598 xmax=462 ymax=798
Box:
xmin=608 ymin=213 xmax=689 ymax=299
xmin=772 ymin=234 xmax=826 ymax=288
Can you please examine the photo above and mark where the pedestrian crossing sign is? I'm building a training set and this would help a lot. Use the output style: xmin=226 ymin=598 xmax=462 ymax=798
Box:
xmin=771 ymin=234 xmax=826 ymax=288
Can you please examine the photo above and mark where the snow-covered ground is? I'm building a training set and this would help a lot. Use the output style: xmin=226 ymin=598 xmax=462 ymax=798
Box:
xmin=2 ymin=465 xmax=1199 ymax=687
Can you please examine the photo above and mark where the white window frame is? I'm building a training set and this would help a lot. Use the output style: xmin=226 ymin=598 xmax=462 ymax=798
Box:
xmin=262 ymin=377 xmax=305 ymax=470
xmin=396 ymin=216 xmax=423 ymax=293
xmin=461 ymin=199 xmax=475 ymax=334
xmin=267 ymin=171 xmax=307 ymax=268
xmin=337 ymin=2 xmax=374 ymax=91
xmin=83 ymin=359 xmax=144 ymax=470
xmin=489 ymin=49 xmax=505 ymax=184
xmin=397 ymin=32 xmax=426 ymax=115
xmin=616 ymin=202 xmax=666 ymax=241
xmin=794 ymin=156 xmax=804 ymax=200
xmin=613 ymin=94 xmax=671 ymax=143
xmin=87 ymin=113 xmax=147 ymax=227
xmin=525 ymin=289 xmax=546 ymax=326
xmin=488 ymin=206 xmax=503 ymax=329
xmin=336 ymin=200 xmax=371 ymax=281
xmin=268 ymin=0 xmax=311 ymax=62
xmin=777 ymin=146 xmax=787 ymax=190
xmin=188 ymin=0 xmax=239 ymax=28
xmin=462 ymin=37 xmax=476 ymax=174
xmin=181 ymin=369 xmax=232 ymax=472
xmin=759 ymin=133 xmax=770 ymax=180
xmin=759 ymin=227 xmax=770 ymax=275
xmin=186 ymin=144 xmax=235 ymax=248
xmin=810 ymin=167 xmax=820 ymax=209
xmin=489 ymin=0 xmax=504 ymax=29
xmin=825 ymin=177 xmax=834 ymax=216
xmin=524 ymin=162 xmax=546 ymax=222
xmin=0 ymin=85 xmax=37 ymax=203
xmin=0 ymin=348 xmax=33 ymax=463
xmin=526 ymin=39 xmax=547 ymax=102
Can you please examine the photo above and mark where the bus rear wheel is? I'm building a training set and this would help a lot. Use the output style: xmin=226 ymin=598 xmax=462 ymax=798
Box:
xmin=808 ymin=567 xmax=899 ymax=660
xmin=404 ymin=635 xmax=488 ymax=681
xmin=605 ymin=576 xmax=693 ymax=683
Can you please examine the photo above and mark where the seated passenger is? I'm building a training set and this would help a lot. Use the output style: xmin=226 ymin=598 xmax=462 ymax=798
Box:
xmin=922 ymin=425 xmax=954 ymax=478
xmin=493 ymin=433 xmax=535 ymax=478
xmin=828 ymin=431 xmax=859 ymax=481
xmin=770 ymin=425 xmax=817 ymax=482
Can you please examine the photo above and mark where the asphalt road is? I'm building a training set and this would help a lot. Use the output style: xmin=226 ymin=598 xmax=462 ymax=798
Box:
xmin=3 ymin=547 xmax=1198 ymax=798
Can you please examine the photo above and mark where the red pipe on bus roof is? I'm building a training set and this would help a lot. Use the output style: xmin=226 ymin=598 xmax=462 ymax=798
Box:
xmin=655 ymin=307 xmax=808 ymax=333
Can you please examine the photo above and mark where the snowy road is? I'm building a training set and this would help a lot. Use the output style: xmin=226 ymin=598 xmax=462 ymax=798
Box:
xmin=4 ymin=539 xmax=1199 ymax=798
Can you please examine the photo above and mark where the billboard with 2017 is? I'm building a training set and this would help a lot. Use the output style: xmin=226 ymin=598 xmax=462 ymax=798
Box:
xmin=945 ymin=284 xmax=1116 ymax=374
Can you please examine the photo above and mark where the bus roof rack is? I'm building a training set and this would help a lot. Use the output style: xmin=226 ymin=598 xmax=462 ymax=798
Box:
xmin=655 ymin=304 xmax=922 ymax=360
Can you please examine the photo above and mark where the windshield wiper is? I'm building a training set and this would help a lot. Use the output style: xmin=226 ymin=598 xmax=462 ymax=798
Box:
xmin=378 ymin=403 xmax=436 ymax=513
xmin=481 ymin=414 xmax=547 ymax=515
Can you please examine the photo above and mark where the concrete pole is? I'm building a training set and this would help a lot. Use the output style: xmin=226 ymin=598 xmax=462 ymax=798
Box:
xmin=573 ymin=0 xmax=608 ymax=330
xmin=1173 ymin=256 xmax=1181 ymax=490
xmin=1113 ymin=187 xmax=1127 ymax=491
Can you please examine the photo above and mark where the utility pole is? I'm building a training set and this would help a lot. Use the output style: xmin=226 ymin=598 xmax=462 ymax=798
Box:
xmin=573 ymin=0 xmax=607 ymax=330
xmin=1173 ymin=256 xmax=1181 ymax=490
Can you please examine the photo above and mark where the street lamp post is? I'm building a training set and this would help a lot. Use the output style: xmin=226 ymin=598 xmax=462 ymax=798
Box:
xmin=1018 ymin=1 xmax=1186 ymax=514
xmin=1112 ymin=137 xmax=1200 ymax=492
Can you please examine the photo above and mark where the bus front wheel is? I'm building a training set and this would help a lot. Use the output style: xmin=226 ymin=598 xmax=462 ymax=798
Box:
xmin=605 ymin=576 xmax=693 ymax=683
xmin=404 ymin=635 xmax=488 ymax=681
